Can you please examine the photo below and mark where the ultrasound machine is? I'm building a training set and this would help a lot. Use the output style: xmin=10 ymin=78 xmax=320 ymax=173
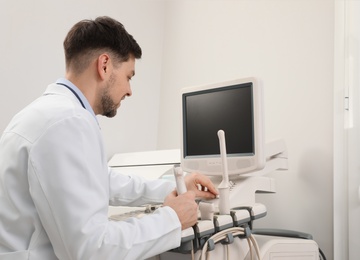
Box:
xmin=108 ymin=77 xmax=323 ymax=260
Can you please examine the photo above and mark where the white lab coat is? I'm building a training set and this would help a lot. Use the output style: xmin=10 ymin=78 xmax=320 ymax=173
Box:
xmin=0 ymin=84 xmax=181 ymax=259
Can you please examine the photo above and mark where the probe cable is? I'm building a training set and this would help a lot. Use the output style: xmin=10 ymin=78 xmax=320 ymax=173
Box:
xmin=200 ymin=227 xmax=261 ymax=260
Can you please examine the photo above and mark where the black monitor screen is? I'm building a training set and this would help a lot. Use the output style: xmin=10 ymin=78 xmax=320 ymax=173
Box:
xmin=183 ymin=83 xmax=254 ymax=157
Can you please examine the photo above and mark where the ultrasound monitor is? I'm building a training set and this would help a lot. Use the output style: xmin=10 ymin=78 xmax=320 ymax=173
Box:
xmin=180 ymin=77 xmax=265 ymax=176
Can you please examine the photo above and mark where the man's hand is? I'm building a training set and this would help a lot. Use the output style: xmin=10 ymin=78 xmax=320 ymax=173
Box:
xmin=163 ymin=190 xmax=198 ymax=230
xmin=164 ymin=172 xmax=218 ymax=230
xmin=184 ymin=172 xmax=218 ymax=199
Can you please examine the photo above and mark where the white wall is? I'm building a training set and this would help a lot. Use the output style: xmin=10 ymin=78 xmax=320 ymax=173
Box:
xmin=158 ymin=1 xmax=334 ymax=259
xmin=0 ymin=0 xmax=165 ymax=158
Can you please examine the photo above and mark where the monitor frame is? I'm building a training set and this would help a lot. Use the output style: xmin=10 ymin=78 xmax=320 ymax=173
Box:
xmin=180 ymin=77 xmax=265 ymax=176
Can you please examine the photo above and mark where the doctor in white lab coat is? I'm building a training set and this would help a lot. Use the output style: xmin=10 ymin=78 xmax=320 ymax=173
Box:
xmin=0 ymin=16 xmax=218 ymax=260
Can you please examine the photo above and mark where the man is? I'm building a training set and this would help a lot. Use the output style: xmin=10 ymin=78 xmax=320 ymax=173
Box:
xmin=0 ymin=16 xmax=218 ymax=259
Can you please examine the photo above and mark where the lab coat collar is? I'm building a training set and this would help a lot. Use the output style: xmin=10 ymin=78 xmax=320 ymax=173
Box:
xmin=44 ymin=81 xmax=100 ymax=126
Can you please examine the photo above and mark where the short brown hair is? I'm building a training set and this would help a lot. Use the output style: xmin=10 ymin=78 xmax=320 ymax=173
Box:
xmin=63 ymin=16 xmax=142 ymax=73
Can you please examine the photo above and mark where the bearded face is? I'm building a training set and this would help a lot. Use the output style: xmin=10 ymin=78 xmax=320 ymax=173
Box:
xmin=101 ymin=73 xmax=119 ymax=118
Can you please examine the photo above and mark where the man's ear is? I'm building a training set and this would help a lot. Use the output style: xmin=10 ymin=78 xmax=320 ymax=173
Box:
xmin=97 ymin=53 xmax=110 ymax=80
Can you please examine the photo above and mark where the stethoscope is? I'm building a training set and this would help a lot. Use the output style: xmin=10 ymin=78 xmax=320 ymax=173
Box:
xmin=56 ymin=82 xmax=100 ymax=127
xmin=56 ymin=82 xmax=86 ymax=109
